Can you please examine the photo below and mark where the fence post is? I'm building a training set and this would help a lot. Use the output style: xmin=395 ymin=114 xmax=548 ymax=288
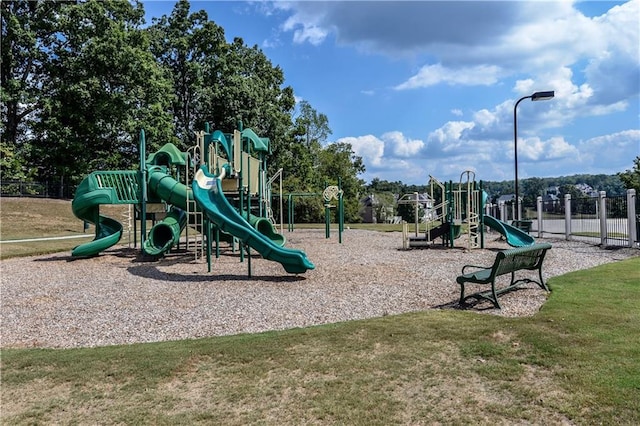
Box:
xmin=599 ymin=191 xmax=607 ymax=246
xmin=564 ymin=194 xmax=571 ymax=240
xmin=627 ymin=189 xmax=637 ymax=248
xmin=537 ymin=196 xmax=543 ymax=238
xmin=499 ymin=201 xmax=506 ymax=221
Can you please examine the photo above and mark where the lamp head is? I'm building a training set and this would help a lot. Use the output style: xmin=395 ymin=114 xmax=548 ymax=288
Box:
xmin=531 ymin=91 xmax=555 ymax=101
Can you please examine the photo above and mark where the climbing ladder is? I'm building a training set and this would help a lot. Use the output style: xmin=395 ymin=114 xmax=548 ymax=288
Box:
xmin=455 ymin=170 xmax=481 ymax=249
xmin=186 ymin=142 xmax=205 ymax=261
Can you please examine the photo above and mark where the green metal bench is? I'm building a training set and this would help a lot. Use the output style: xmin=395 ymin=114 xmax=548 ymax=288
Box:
xmin=511 ymin=219 xmax=533 ymax=233
xmin=456 ymin=243 xmax=552 ymax=309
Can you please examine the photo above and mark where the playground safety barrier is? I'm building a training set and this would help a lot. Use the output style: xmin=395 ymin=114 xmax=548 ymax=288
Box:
xmin=531 ymin=189 xmax=638 ymax=248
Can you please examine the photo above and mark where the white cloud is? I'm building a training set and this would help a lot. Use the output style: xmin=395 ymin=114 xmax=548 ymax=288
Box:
xmin=576 ymin=129 xmax=640 ymax=169
xmin=427 ymin=121 xmax=475 ymax=150
xmin=338 ymin=135 xmax=385 ymax=167
xmin=395 ymin=64 xmax=501 ymax=90
xmin=279 ymin=3 xmax=330 ymax=46
xmin=519 ymin=136 xmax=579 ymax=162
xmin=381 ymin=131 xmax=424 ymax=157
xmin=267 ymin=1 xmax=639 ymax=183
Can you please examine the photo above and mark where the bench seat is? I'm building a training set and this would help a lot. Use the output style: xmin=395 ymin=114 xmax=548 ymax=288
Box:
xmin=456 ymin=243 xmax=552 ymax=309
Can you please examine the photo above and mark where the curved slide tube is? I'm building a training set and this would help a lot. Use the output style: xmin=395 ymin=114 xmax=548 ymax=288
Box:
xmin=192 ymin=166 xmax=314 ymax=274
xmin=71 ymin=174 xmax=124 ymax=257
xmin=142 ymin=207 xmax=187 ymax=256
xmin=143 ymin=166 xmax=191 ymax=256
xmin=145 ymin=166 xmax=285 ymax=255
xmin=484 ymin=215 xmax=535 ymax=247
xmin=243 ymin=212 xmax=286 ymax=247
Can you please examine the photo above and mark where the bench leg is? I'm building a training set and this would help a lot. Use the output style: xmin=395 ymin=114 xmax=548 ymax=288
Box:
xmin=538 ymin=268 xmax=549 ymax=291
xmin=458 ymin=280 xmax=502 ymax=309
xmin=489 ymin=281 xmax=502 ymax=309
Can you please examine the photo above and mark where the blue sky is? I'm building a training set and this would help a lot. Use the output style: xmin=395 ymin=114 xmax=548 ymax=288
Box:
xmin=143 ymin=0 xmax=639 ymax=185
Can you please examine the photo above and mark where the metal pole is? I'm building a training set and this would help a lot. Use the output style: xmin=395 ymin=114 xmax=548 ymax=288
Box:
xmin=513 ymin=95 xmax=531 ymax=222
xmin=564 ymin=194 xmax=572 ymax=241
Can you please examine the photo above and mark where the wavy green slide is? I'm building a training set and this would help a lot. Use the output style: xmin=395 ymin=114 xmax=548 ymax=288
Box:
xmin=71 ymin=172 xmax=135 ymax=257
xmin=484 ymin=215 xmax=535 ymax=247
xmin=192 ymin=166 xmax=314 ymax=274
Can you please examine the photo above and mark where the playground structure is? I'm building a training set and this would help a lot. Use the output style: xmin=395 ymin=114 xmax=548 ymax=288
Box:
xmin=71 ymin=123 xmax=314 ymax=275
xmin=402 ymin=170 xmax=535 ymax=250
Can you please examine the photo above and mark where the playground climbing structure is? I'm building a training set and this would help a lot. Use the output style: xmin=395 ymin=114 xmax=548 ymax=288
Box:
xmin=71 ymin=122 xmax=314 ymax=274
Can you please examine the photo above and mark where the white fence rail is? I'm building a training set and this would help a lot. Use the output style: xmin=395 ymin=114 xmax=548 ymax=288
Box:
xmin=529 ymin=189 xmax=638 ymax=248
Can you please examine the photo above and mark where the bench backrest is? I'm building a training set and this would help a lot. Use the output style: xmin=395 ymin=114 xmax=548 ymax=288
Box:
xmin=492 ymin=243 xmax=552 ymax=277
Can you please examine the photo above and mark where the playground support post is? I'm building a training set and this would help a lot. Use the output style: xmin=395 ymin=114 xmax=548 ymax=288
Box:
xmin=338 ymin=177 xmax=344 ymax=244
xmin=479 ymin=180 xmax=485 ymax=249
xmin=139 ymin=129 xmax=147 ymax=248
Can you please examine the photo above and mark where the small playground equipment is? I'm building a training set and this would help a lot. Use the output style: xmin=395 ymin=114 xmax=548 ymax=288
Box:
xmin=322 ymin=180 xmax=344 ymax=243
xmin=402 ymin=170 xmax=535 ymax=250
xmin=285 ymin=180 xmax=345 ymax=244
xmin=71 ymin=122 xmax=314 ymax=275
xmin=401 ymin=176 xmax=462 ymax=250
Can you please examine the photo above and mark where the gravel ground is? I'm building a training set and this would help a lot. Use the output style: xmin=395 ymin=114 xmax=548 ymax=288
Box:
xmin=1 ymin=229 xmax=638 ymax=349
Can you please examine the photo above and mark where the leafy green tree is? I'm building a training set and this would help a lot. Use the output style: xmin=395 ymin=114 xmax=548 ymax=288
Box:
xmin=1 ymin=1 xmax=62 ymax=180
xmin=147 ymin=0 xmax=225 ymax=146
xmin=318 ymin=142 xmax=366 ymax=222
xmin=366 ymin=178 xmax=407 ymax=195
xmin=521 ymin=177 xmax=546 ymax=207
xmin=2 ymin=0 xmax=175 ymax=190
xmin=618 ymin=156 xmax=640 ymax=193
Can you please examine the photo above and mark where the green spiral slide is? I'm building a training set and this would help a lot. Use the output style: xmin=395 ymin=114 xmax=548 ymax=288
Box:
xmin=71 ymin=171 xmax=138 ymax=257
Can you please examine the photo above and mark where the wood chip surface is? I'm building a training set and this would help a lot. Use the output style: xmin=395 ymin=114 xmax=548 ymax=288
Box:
xmin=1 ymin=229 xmax=637 ymax=348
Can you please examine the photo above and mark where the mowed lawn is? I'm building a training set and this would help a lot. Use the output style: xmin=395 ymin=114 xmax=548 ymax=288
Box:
xmin=1 ymin=198 xmax=639 ymax=424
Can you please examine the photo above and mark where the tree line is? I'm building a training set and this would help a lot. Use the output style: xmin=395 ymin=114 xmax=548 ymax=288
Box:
xmin=1 ymin=0 xmax=364 ymax=222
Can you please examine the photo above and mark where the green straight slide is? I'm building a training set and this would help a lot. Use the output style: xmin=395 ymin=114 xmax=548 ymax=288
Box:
xmin=484 ymin=215 xmax=535 ymax=247
xmin=192 ymin=166 xmax=314 ymax=274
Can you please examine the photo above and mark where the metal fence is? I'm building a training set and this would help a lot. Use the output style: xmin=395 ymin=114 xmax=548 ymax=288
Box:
xmin=531 ymin=190 xmax=638 ymax=248
xmin=0 ymin=180 xmax=77 ymax=199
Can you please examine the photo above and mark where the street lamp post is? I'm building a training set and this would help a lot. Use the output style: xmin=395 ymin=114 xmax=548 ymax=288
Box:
xmin=513 ymin=90 xmax=555 ymax=221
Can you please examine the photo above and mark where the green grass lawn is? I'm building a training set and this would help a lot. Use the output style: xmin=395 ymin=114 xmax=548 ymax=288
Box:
xmin=2 ymin=258 xmax=639 ymax=424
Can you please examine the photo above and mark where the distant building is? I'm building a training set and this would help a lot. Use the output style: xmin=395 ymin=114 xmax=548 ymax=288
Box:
xmin=575 ymin=183 xmax=599 ymax=197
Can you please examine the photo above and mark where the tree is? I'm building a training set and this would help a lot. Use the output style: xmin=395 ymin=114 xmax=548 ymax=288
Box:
xmin=2 ymin=0 xmax=175 ymax=190
xmin=147 ymin=0 xmax=225 ymax=146
xmin=318 ymin=142 xmax=366 ymax=222
xmin=148 ymin=0 xmax=296 ymax=169
xmin=618 ymin=156 xmax=640 ymax=193
xmin=1 ymin=1 xmax=62 ymax=180
xmin=521 ymin=177 xmax=546 ymax=207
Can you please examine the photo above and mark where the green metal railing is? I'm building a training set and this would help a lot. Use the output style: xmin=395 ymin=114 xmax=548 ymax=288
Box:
xmin=93 ymin=171 xmax=140 ymax=204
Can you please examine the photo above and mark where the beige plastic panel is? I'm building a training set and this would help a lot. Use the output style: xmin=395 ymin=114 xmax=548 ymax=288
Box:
xmin=241 ymin=153 xmax=261 ymax=195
